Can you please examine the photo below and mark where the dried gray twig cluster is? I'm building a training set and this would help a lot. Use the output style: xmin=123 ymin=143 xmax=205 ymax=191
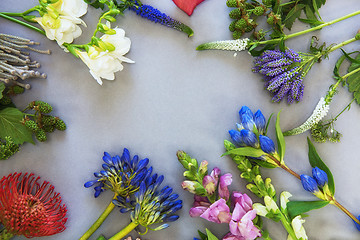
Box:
xmin=0 ymin=33 xmax=49 ymax=89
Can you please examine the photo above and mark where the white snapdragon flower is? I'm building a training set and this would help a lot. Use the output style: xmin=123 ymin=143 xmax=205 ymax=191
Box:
xmin=35 ymin=0 xmax=87 ymax=46
xmin=76 ymin=27 xmax=134 ymax=85
xmin=280 ymin=191 xmax=292 ymax=211
xmin=253 ymin=196 xmax=279 ymax=217
xmin=287 ymin=216 xmax=308 ymax=240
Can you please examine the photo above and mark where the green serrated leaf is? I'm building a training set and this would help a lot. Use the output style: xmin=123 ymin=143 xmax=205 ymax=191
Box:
xmin=0 ymin=83 xmax=5 ymax=99
xmin=275 ymin=111 xmax=285 ymax=161
xmin=307 ymin=137 xmax=335 ymax=195
xmin=341 ymin=49 xmax=360 ymax=64
xmin=0 ymin=108 xmax=33 ymax=144
xmin=206 ymin=229 xmax=219 ymax=240
xmin=223 ymin=147 xmax=265 ymax=158
xmin=283 ymin=4 xmax=305 ymax=30
xmin=346 ymin=53 xmax=360 ymax=104
xmin=287 ymin=200 xmax=329 ymax=219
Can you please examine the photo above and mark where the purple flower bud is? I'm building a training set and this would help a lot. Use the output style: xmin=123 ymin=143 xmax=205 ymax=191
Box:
xmin=219 ymin=173 xmax=232 ymax=201
xmin=240 ymin=129 xmax=258 ymax=148
xmin=312 ymin=167 xmax=328 ymax=187
xmin=210 ymin=167 xmax=221 ymax=185
xmin=259 ymin=135 xmax=276 ymax=154
xmin=300 ymin=174 xmax=318 ymax=193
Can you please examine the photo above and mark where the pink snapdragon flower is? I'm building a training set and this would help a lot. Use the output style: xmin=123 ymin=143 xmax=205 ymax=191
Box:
xmin=189 ymin=195 xmax=211 ymax=217
xmin=203 ymin=167 xmax=221 ymax=195
xmin=219 ymin=173 xmax=232 ymax=200
xmin=228 ymin=193 xmax=261 ymax=240
xmin=200 ymin=198 xmax=231 ymax=223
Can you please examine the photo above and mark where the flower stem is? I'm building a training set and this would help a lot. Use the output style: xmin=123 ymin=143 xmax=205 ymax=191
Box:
xmin=280 ymin=215 xmax=300 ymax=240
xmin=108 ymin=221 xmax=139 ymax=240
xmin=0 ymin=13 xmax=45 ymax=35
xmin=79 ymin=194 xmax=118 ymax=240
xmin=327 ymin=37 xmax=358 ymax=54
xmin=329 ymin=196 xmax=360 ymax=225
xmin=250 ymin=10 xmax=360 ymax=46
xmin=267 ymin=154 xmax=301 ymax=179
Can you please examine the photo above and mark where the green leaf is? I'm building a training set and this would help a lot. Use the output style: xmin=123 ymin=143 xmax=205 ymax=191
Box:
xmin=346 ymin=53 xmax=360 ymax=104
xmin=198 ymin=230 xmax=207 ymax=240
xmin=307 ymin=137 xmax=335 ymax=194
xmin=249 ymin=44 xmax=275 ymax=57
xmin=84 ymin=0 xmax=105 ymax=9
xmin=0 ymin=83 xmax=5 ymax=99
xmin=206 ymin=229 xmax=219 ymax=240
xmin=287 ymin=200 xmax=329 ymax=219
xmin=283 ymin=4 xmax=305 ymax=30
xmin=264 ymin=113 xmax=274 ymax=135
xmin=333 ymin=54 xmax=348 ymax=77
xmin=340 ymin=49 xmax=360 ymax=64
xmin=251 ymin=158 xmax=278 ymax=168
xmin=275 ymin=111 xmax=285 ymax=161
xmin=279 ymin=38 xmax=286 ymax=52
xmin=223 ymin=147 xmax=265 ymax=158
xmin=298 ymin=18 xmax=324 ymax=26
xmin=0 ymin=108 xmax=33 ymax=144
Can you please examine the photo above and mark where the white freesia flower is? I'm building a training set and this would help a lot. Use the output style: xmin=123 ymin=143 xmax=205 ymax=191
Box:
xmin=283 ymin=97 xmax=330 ymax=136
xmin=76 ymin=27 xmax=134 ymax=85
xmin=287 ymin=216 xmax=308 ymax=240
xmin=35 ymin=0 xmax=87 ymax=46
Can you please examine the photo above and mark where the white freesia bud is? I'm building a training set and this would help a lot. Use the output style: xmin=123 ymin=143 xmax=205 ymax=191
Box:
xmin=35 ymin=0 xmax=87 ymax=46
xmin=284 ymin=97 xmax=329 ymax=136
xmin=252 ymin=203 xmax=268 ymax=217
xmin=280 ymin=191 xmax=292 ymax=211
xmin=76 ymin=27 xmax=134 ymax=85
xmin=291 ymin=216 xmax=308 ymax=240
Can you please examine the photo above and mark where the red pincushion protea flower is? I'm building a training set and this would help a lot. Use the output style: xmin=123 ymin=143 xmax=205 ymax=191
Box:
xmin=0 ymin=172 xmax=67 ymax=238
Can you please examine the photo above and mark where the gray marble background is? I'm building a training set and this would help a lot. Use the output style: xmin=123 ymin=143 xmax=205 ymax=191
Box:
xmin=1 ymin=0 xmax=360 ymax=239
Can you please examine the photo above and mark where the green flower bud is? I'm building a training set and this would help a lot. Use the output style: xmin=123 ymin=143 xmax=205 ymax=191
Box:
xmin=235 ymin=19 xmax=247 ymax=29
xmin=267 ymin=16 xmax=274 ymax=25
xmin=35 ymin=129 xmax=47 ymax=142
xmin=253 ymin=6 xmax=265 ymax=16
xmin=55 ymin=118 xmax=66 ymax=131
xmin=42 ymin=115 xmax=56 ymax=126
xmin=43 ymin=124 xmax=55 ymax=133
xmin=226 ymin=0 xmax=238 ymax=8
xmin=24 ymin=120 xmax=39 ymax=133
xmin=233 ymin=30 xmax=244 ymax=39
xmin=229 ymin=9 xmax=242 ymax=19
xmin=229 ymin=20 xmax=237 ymax=32
xmin=11 ymin=86 xmax=25 ymax=95
xmin=245 ymin=25 xmax=254 ymax=32
xmin=246 ymin=183 xmax=261 ymax=197
xmin=34 ymin=101 xmax=52 ymax=113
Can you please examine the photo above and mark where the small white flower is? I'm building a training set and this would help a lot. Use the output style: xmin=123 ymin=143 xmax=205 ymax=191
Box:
xmin=264 ymin=195 xmax=279 ymax=212
xmin=280 ymin=191 xmax=292 ymax=211
xmin=284 ymin=97 xmax=330 ymax=136
xmin=291 ymin=216 xmax=308 ymax=240
xmin=76 ymin=27 xmax=134 ymax=85
xmin=252 ymin=203 xmax=268 ymax=217
xmin=197 ymin=38 xmax=250 ymax=52
xmin=35 ymin=0 xmax=87 ymax=46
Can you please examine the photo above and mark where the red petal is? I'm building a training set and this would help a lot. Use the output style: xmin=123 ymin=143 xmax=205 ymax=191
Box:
xmin=172 ymin=0 xmax=205 ymax=16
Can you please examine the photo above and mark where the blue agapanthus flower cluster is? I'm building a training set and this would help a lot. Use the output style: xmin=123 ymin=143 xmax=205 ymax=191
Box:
xmin=252 ymin=49 xmax=305 ymax=104
xmin=113 ymin=168 xmax=182 ymax=231
xmin=129 ymin=2 xmax=193 ymax=36
xmin=229 ymin=106 xmax=276 ymax=155
xmin=84 ymin=148 xmax=150 ymax=198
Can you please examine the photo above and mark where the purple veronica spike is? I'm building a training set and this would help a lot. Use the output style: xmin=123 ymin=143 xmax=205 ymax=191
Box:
xmin=253 ymin=48 xmax=305 ymax=104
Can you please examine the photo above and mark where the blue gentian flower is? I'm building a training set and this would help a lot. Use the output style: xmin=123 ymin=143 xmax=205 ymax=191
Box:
xmin=240 ymin=129 xmax=258 ymax=148
xmin=129 ymin=3 xmax=193 ymax=37
xmin=254 ymin=110 xmax=266 ymax=134
xmin=113 ymin=174 xmax=182 ymax=231
xmin=300 ymin=174 xmax=318 ymax=193
xmin=252 ymin=49 xmax=305 ymax=104
xmin=84 ymin=148 xmax=149 ymax=198
xmin=312 ymin=167 xmax=328 ymax=187
xmin=229 ymin=129 xmax=244 ymax=146
xmin=259 ymin=135 xmax=275 ymax=154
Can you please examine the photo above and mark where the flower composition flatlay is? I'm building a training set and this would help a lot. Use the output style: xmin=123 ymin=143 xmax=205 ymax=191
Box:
xmin=0 ymin=172 xmax=67 ymax=238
